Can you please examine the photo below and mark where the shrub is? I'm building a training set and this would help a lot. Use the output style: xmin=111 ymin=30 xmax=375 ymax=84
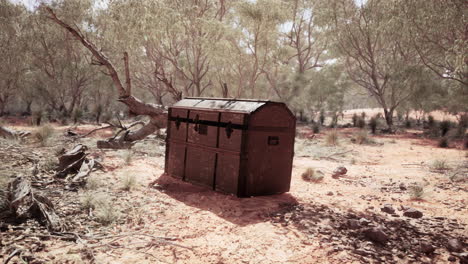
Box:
xmin=430 ymin=159 xmax=450 ymax=171
xmin=312 ymin=124 xmax=320 ymax=134
xmin=438 ymin=137 xmax=449 ymax=148
xmin=352 ymin=113 xmax=358 ymax=127
xmin=357 ymin=117 xmax=366 ymax=128
xmin=80 ymin=192 xmax=118 ymax=224
xmin=458 ymin=114 xmax=468 ymax=128
xmin=427 ymin=115 xmax=435 ymax=128
xmin=121 ymin=172 xmax=137 ymax=191
xmin=301 ymin=168 xmax=324 ymax=183
xmin=405 ymin=119 xmax=412 ymax=128
xmin=353 ymin=130 xmax=369 ymax=145
xmin=95 ymin=203 xmax=119 ymax=225
xmin=369 ymin=117 xmax=378 ymax=134
xmin=34 ymin=124 xmax=55 ymax=146
xmin=408 ymin=184 xmax=425 ymax=200
xmin=361 ymin=112 xmax=366 ymax=120
xmin=325 ymin=130 xmax=339 ymax=146
xmin=31 ymin=110 xmax=43 ymax=126
xmin=439 ymin=120 xmax=452 ymax=137
xmin=319 ymin=110 xmax=325 ymax=125
xmin=72 ymin=109 xmax=83 ymax=124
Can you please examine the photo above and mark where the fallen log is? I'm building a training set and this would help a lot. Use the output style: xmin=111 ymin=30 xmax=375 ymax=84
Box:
xmin=0 ymin=126 xmax=30 ymax=140
xmin=97 ymin=139 xmax=134 ymax=149
xmin=56 ymin=144 xmax=87 ymax=177
xmin=8 ymin=177 xmax=63 ymax=231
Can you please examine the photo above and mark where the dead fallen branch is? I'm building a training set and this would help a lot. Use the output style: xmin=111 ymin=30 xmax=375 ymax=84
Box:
xmin=56 ymin=144 xmax=87 ymax=178
xmin=0 ymin=126 xmax=30 ymax=140
xmin=7 ymin=177 xmax=63 ymax=232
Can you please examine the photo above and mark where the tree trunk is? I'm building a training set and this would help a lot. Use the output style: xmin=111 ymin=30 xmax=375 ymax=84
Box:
xmin=384 ymin=108 xmax=394 ymax=131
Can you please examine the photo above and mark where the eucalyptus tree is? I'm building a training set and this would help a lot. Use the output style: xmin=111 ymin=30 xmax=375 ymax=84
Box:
xmin=401 ymin=0 xmax=467 ymax=86
xmin=0 ymin=0 xmax=29 ymax=115
xmin=326 ymin=0 xmax=422 ymax=130
xmin=28 ymin=1 xmax=97 ymax=117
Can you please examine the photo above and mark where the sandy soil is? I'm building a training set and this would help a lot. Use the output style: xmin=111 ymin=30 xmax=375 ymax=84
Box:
xmin=0 ymin=119 xmax=467 ymax=264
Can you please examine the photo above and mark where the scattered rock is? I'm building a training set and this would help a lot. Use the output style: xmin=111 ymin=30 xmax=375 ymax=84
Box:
xmin=347 ymin=219 xmax=360 ymax=229
xmin=454 ymin=252 xmax=468 ymax=264
xmin=448 ymin=256 xmax=457 ymax=262
xmin=447 ymin=239 xmax=463 ymax=252
xmin=403 ymin=208 xmax=423 ymax=219
xmin=363 ymin=227 xmax=389 ymax=243
xmin=332 ymin=166 xmax=347 ymax=178
xmin=359 ymin=218 xmax=371 ymax=226
xmin=326 ymin=191 xmax=334 ymax=196
xmin=381 ymin=204 xmax=395 ymax=214
xmin=420 ymin=241 xmax=435 ymax=254
xmin=399 ymin=183 xmax=407 ymax=190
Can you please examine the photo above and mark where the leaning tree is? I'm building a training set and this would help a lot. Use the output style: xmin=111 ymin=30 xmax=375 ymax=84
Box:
xmin=43 ymin=6 xmax=166 ymax=144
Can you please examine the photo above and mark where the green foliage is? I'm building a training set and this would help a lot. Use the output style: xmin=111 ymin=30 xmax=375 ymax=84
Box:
xmin=352 ymin=113 xmax=358 ymax=127
xmin=319 ymin=110 xmax=325 ymax=125
xmin=427 ymin=115 xmax=435 ymax=128
xmin=312 ymin=123 xmax=320 ymax=134
xmin=439 ymin=120 xmax=452 ymax=137
xmin=356 ymin=117 xmax=366 ymax=128
xmin=369 ymin=117 xmax=378 ymax=134
xmin=438 ymin=137 xmax=450 ymax=148
xmin=301 ymin=168 xmax=324 ymax=183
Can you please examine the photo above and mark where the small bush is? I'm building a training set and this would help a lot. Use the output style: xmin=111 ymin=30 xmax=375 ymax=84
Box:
xmin=427 ymin=115 xmax=435 ymax=128
xmin=408 ymin=184 xmax=425 ymax=200
xmin=405 ymin=119 xmax=412 ymax=128
xmin=357 ymin=117 xmax=366 ymax=128
xmin=121 ymin=173 xmax=137 ymax=191
xmin=438 ymin=137 xmax=449 ymax=148
xmin=361 ymin=112 xmax=366 ymax=120
xmin=72 ymin=109 xmax=83 ymax=124
xmin=312 ymin=124 xmax=320 ymax=134
xmin=369 ymin=117 xmax=378 ymax=134
xmin=301 ymin=168 xmax=324 ymax=183
xmin=458 ymin=114 xmax=468 ymax=128
xmin=95 ymin=203 xmax=119 ymax=225
xmin=430 ymin=159 xmax=450 ymax=171
xmin=34 ymin=124 xmax=55 ymax=146
xmin=325 ymin=130 xmax=339 ymax=146
xmin=353 ymin=130 xmax=369 ymax=145
xmin=31 ymin=110 xmax=43 ymax=126
xmin=319 ymin=110 xmax=325 ymax=125
xmin=439 ymin=120 xmax=452 ymax=137
xmin=352 ymin=113 xmax=358 ymax=127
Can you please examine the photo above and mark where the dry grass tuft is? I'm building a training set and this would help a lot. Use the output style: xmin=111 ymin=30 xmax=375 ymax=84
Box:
xmin=408 ymin=184 xmax=426 ymax=200
xmin=430 ymin=159 xmax=450 ymax=171
xmin=34 ymin=124 xmax=55 ymax=146
xmin=325 ymin=130 xmax=339 ymax=146
xmin=301 ymin=167 xmax=324 ymax=183
xmin=120 ymin=172 xmax=137 ymax=191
